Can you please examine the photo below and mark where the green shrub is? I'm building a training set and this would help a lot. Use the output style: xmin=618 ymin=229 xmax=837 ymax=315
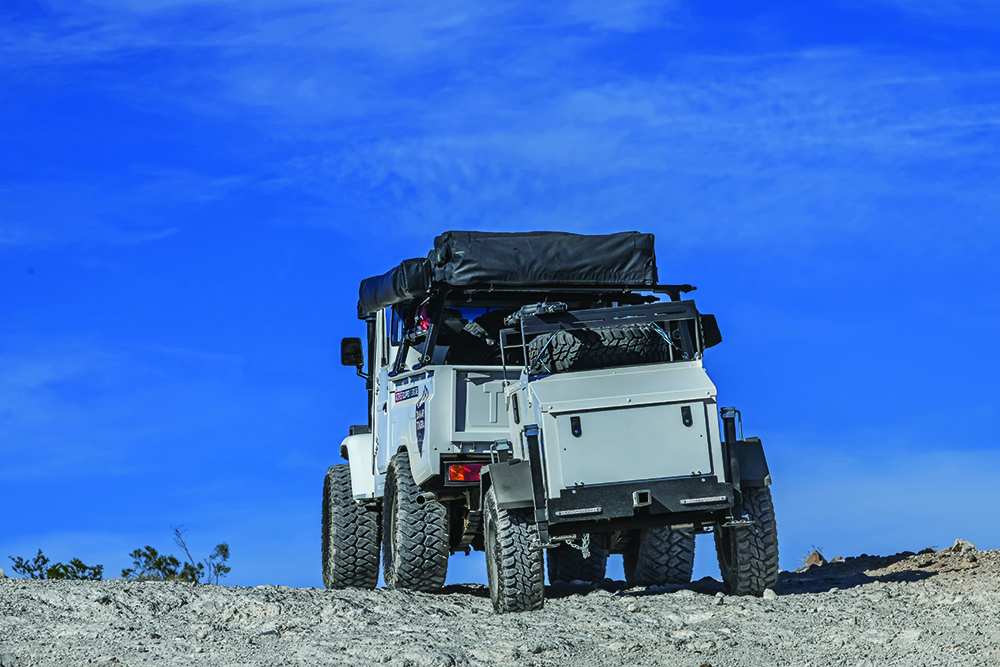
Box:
xmin=8 ymin=549 xmax=104 ymax=580
xmin=121 ymin=527 xmax=230 ymax=584
xmin=10 ymin=527 xmax=230 ymax=585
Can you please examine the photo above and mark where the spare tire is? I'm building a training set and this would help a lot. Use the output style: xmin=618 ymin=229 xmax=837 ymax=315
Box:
xmin=527 ymin=323 xmax=674 ymax=374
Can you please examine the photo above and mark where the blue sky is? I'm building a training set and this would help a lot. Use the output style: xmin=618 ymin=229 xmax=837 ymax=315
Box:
xmin=2 ymin=0 xmax=998 ymax=587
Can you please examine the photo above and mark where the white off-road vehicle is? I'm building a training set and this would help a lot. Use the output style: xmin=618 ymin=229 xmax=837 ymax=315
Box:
xmin=323 ymin=231 xmax=778 ymax=612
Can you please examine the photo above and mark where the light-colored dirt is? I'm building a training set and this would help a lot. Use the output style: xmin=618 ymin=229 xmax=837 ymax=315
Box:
xmin=2 ymin=541 xmax=999 ymax=667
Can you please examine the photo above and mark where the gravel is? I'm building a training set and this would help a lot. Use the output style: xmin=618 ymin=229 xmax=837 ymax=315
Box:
xmin=2 ymin=540 xmax=999 ymax=666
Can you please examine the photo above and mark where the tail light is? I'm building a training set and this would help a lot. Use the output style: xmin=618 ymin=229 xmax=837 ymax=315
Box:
xmin=448 ymin=463 xmax=484 ymax=482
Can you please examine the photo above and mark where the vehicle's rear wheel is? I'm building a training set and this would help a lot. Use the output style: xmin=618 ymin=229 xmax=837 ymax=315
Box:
xmin=382 ymin=450 xmax=450 ymax=591
xmin=714 ymin=486 xmax=779 ymax=596
xmin=484 ymin=486 xmax=545 ymax=613
xmin=623 ymin=527 xmax=696 ymax=587
xmin=547 ymin=536 xmax=607 ymax=584
xmin=322 ymin=464 xmax=381 ymax=589
xmin=527 ymin=323 xmax=673 ymax=374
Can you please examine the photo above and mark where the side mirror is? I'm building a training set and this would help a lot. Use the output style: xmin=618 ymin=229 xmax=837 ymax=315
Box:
xmin=341 ymin=337 xmax=365 ymax=367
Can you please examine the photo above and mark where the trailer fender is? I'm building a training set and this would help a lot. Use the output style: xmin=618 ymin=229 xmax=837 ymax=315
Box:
xmin=482 ymin=460 xmax=535 ymax=510
xmin=738 ymin=437 xmax=771 ymax=488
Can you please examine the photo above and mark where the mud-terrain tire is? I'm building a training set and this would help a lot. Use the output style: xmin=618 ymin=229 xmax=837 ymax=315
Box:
xmin=382 ymin=451 xmax=450 ymax=591
xmin=622 ymin=527 xmax=696 ymax=587
xmin=547 ymin=537 xmax=608 ymax=584
xmin=321 ymin=464 xmax=381 ymax=590
xmin=714 ymin=486 xmax=779 ymax=596
xmin=527 ymin=323 xmax=672 ymax=374
xmin=484 ymin=486 xmax=544 ymax=613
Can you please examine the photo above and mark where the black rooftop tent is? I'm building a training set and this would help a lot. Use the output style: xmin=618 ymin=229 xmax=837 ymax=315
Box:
xmin=357 ymin=231 xmax=660 ymax=315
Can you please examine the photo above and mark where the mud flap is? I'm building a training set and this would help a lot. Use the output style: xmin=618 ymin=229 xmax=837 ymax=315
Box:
xmin=738 ymin=438 xmax=770 ymax=488
xmin=484 ymin=460 xmax=534 ymax=510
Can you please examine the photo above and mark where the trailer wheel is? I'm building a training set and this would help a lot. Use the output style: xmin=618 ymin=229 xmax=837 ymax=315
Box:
xmin=527 ymin=323 xmax=672 ymax=374
xmin=547 ymin=537 xmax=607 ymax=584
xmin=623 ymin=527 xmax=696 ymax=587
xmin=484 ymin=486 xmax=544 ymax=613
xmin=382 ymin=450 xmax=450 ymax=591
xmin=714 ymin=486 xmax=779 ymax=596
xmin=321 ymin=464 xmax=381 ymax=590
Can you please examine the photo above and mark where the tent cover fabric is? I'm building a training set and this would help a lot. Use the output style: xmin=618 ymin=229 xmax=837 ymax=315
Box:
xmin=358 ymin=231 xmax=657 ymax=314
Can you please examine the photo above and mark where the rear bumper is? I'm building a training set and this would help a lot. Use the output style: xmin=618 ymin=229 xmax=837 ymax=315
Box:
xmin=547 ymin=476 xmax=733 ymax=534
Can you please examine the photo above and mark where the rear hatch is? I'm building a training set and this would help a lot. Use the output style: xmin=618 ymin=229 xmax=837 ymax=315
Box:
xmin=523 ymin=361 xmax=723 ymax=497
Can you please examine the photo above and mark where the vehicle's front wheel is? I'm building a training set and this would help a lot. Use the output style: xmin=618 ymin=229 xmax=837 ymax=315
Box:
xmin=484 ymin=486 xmax=545 ymax=613
xmin=382 ymin=450 xmax=450 ymax=591
xmin=547 ymin=536 xmax=607 ymax=584
xmin=321 ymin=464 xmax=381 ymax=589
xmin=714 ymin=486 xmax=779 ymax=596
xmin=623 ymin=527 xmax=695 ymax=587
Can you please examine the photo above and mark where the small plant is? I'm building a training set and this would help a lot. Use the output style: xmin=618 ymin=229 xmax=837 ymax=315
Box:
xmin=798 ymin=545 xmax=825 ymax=568
xmin=120 ymin=545 xmax=185 ymax=581
xmin=121 ymin=527 xmax=230 ymax=584
xmin=8 ymin=549 xmax=104 ymax=580
xmin=11 ymin=528 xmax=230 ymax=584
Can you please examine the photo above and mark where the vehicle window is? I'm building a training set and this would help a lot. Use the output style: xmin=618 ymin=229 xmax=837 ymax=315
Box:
xmin=456 ymin=307 xmax=487 ymax=321
xmin=389 ymin=307 xmax=405 ymax=346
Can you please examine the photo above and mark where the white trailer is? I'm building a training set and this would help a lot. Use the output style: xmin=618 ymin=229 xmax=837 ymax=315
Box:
xmin=322 ymin=231 xmax=778 ymax=612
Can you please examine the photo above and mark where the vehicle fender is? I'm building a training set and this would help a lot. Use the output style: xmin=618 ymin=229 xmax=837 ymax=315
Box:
xmin=482 ymin=459 xmax=534 ymax=510
xmin=738 ymin=437 xmax=771 ymax=487
xmin=341 ymin=433 xmax=382 ymax=500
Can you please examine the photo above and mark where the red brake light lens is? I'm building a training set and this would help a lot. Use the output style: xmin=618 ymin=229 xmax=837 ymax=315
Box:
xmin=448 ymin=463 xmax=484 ymax=482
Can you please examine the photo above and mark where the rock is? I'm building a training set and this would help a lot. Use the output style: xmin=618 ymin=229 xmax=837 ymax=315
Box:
xmin=830 ymin=556 xmax=845 ymax=563
xmin=950 ymin=539 xmax=976 ymax=553
xmin=4 ymin=546 xmax=1000 ymax=667
xmin=806 ymin=551 xmax=827 ymax=567
xmin=763 ymin=589 xmax=778 ymax=600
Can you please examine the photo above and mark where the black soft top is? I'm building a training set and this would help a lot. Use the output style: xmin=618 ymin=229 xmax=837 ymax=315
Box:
xmin=358 ymin=231 xmax=660 ymax=315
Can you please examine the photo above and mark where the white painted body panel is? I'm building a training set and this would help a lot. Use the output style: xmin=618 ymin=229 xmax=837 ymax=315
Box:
xmin=507 ymin=361 xmax=724 ymax=499
xmin=346 ymin=308 xmax=726 ymax=502
xmin=341 ymin=433 xmax=382 ymax=500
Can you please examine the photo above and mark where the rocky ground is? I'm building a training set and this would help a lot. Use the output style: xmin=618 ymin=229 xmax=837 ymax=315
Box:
xmin=1 ymin=540 xmax=998 ymax=667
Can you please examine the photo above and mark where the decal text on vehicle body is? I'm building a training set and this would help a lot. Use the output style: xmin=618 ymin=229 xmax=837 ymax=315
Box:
xmin=394 ymin=387 xmax=420 ymax=402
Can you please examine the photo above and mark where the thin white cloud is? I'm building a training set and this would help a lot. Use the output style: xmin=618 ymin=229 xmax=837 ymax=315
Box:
xmin=2 ymin=0 xmax=676 ymax=63
xmin=3 ymin=3 xmax=998 ymax=255
xmin=262 ymin=49 xmax=1000 ymax=252
xmin=0 ymin=341 xmax=250 ymax=480
xmin=874 ymin=0 xmax=1000 ymax=23
xmin=0 ymin=167 xmax=247 ymax=247
xmin=566 ymin=0 xmax=679 ymax=32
